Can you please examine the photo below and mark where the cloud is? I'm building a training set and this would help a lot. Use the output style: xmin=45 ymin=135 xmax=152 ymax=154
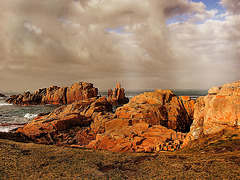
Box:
xmin=0 ymin=0 xmax=239 ymax=91
xmin=220 ymin=0 xmax=240 ymax=14
xmin=23 ymin=21 xmax=42 ymax=35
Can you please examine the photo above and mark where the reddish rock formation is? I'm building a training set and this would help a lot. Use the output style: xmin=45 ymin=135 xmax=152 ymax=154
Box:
xmin=107 ymin=83 xmax=129 ymax=105
xmin=42 ymin=86 xmax=67 ymax=105
xmin=112 ymin=89 xmax=194 ymax=132
xmin=0 ymin=93 xmax=6 ymax=98
xmin=84 ymin=89 xmax=192 ymax=152
xmin=5 ymin=82 xmax=98 ymax=105
xmin=6 ymin=88 xmax=47 ymax=105
xmin=87 ymin=123 xmax=186 ymax=152
xmin=67 ymin=82 xmax=98 ymax=104
xmin=15 ymin=88 xmax=194 ymax=152
xmin=182 ymin=81 xmax=240 ymax=147
xmin=16 ymin=97 xmax=112 ymax=145
xmin=179 ymin=96 xmax=195 ymax=119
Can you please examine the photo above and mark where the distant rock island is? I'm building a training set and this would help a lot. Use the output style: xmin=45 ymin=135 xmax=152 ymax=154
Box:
xmin=0 ymin=93 xmax=6 ymax=98
xmin=4 ymin=81 xmax=240 ymax=153
xmin=5 ymin=82 xmax=129 ymax=106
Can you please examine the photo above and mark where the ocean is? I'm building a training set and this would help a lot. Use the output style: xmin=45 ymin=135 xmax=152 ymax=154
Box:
xmin=0 ymin=89 xmax=208 ymax=132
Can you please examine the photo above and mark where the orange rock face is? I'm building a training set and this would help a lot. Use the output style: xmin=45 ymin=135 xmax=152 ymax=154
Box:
xmin=6 ymin=82 xmax=98 ymax=105
xmin=86 ymin=89 xmax=193 ymax=152
xmin=66 ymin=82 xmax=98 ymax=104
xmin=182 ymin=81 xmax=240 ymax=147
xmin=87 ymin=123 xmax=186 ymax=152
xmin=16 ymin=87 xmax=193 ymax=152
xmin=113 ymin=89 xmax=193 ymax=132
xmin=6 ymin=89 xmax=47 ymax=105
xmin=16 ymin=97 xmax=113 ymax=145
xmin=42 ymin=86 xmax=67 ymax=105
xmin=107 ymin=83 xmax=129 ymax=105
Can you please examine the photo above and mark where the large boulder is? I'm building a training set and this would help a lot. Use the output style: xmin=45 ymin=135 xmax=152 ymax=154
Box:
xmin=67 ymin=82 xmax=98 ymax=104
xmin=42 ymin=86 xmax=67 ymax=105
xmin=112 ymin=89 xmax=193 ymax=133
xmin=107 ymin=83 xmax=129 ymax=105
xmin=87 ymin=123 xmax=186 ymax=152
xmin=182 ymin=81 xmax=240 ymax=147
xmin=86 ymin=89 xmax=193 ymax=152
xmin=16 ymin=97 xmax=112 ymax=145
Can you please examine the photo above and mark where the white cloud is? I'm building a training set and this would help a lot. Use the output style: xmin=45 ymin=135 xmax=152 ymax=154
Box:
xmin=220 ymin=0 xmax=240 ymax=14
xmin=23 ymin=21 xmax=42 ymax=35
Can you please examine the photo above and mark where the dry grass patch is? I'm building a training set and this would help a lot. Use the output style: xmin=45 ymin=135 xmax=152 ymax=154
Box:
xmin=1 ymin=136 xmax=240 ymax=179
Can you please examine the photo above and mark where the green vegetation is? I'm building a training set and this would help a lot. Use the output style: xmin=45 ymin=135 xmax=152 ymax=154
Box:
xmin=1 ymin=136 xmax=240 ymax=180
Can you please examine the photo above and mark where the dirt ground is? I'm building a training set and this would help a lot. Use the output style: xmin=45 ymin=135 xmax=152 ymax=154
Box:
xmin=1 ymin=134 xmax=240 ymax=180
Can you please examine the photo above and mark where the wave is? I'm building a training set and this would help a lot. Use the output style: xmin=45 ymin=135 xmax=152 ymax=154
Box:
xmin=0 ymin=125 xmax=24 ymax=132
xmin=0 ymin=103 xmax=13 ymax=106
xmin=24 ymin=113 xmax=38 ymax=119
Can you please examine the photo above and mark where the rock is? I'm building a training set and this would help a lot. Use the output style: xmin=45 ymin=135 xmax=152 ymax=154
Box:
xmin=5 ymin=88 xmax=47 ymax=105
xmin=107 ymin=83 xmax=129 ymax=105
xmin=87 ymin=123 xmax=186 ymax=152
xmin=5 ymin=82 xmax=98 ymax=105
xmin=182 ymin=81 xmax=240 ymax=147
xmin=67 ymin=82 xmax=98 ymax=104
xmin=112 ymin=89 xmax=194 ymax=132
xmin=179 ymin=96 xmax=195 ymax=119
xmin=17 ymin=97 xmax=113 ymax=145
xmin=38 ymin=112 xmax=51 ymax=116
xmin=42 ymin=86 xmax=67 ymax=105
xmin=14 ymin=86 xmax=193 ymax=152
xmin=0 ymin=93 xmax=6 ymax=98
xmin=208 ymin=87 xmax=220 ymax=95
xmin=85 ymin=89 xmax=192 ymax=152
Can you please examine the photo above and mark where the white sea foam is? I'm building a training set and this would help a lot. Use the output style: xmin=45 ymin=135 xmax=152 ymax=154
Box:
xmin=0 ymin=103 xmax=12 ymax=106
xmin=0 ymin=125 xmax=22 ymax=132
xmin=24 ymin=113 xmax=38 ymax=119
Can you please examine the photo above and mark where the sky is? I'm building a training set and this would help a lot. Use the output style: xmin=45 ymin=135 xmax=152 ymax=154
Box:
xmin=0 ymin=0 xmax=239 ymax=91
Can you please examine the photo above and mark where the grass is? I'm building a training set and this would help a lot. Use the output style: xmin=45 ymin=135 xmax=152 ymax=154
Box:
xmin=1 ymin=135 xmax=240 ymax=180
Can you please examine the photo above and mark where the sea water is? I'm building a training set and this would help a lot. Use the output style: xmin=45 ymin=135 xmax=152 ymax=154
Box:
xmin=0 ymin=89 xmax=208 ymax=132
xmin=0 ymin=93 xmax=59 ymax=132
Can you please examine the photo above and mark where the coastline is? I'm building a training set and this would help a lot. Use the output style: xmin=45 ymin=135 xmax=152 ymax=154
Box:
xmin=1 ymin=81 xmax=240 ymax=179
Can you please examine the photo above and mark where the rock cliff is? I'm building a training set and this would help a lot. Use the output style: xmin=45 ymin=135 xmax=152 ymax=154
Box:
xmin=182 ymin=81 xmax=240 ymax=147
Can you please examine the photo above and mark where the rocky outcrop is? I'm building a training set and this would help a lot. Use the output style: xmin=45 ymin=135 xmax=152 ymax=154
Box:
xmin=0 ymin=93 xmax=6 ymax=98
xmin=179 ymin=96 xmax=195 ymax=119
xmin=42 ymin=86 xmax=67 ymax=105
xmin=107 ymin=83 xmax=129 ymax=105
xmin=87 ymin=123 xmax=186 ymax=152
xmin=6 ymin=88 xmax=47 ymax=105
xmin=112 ymin=89 xmax=194 ymax=133
xmin=16 ymin=88 xmax=194 ymax=152
xmin=85 ymin=89 xmax=192 ymax=152
xmin=16 ymin=97 xmax=112 ymax=145
xmin=182 ymin=81 xmax=240 ymax=147
xmin=5 ymin=82 xmax=98 ymax=105
xmin=66 ymin=82 xmax=98 ymax=104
